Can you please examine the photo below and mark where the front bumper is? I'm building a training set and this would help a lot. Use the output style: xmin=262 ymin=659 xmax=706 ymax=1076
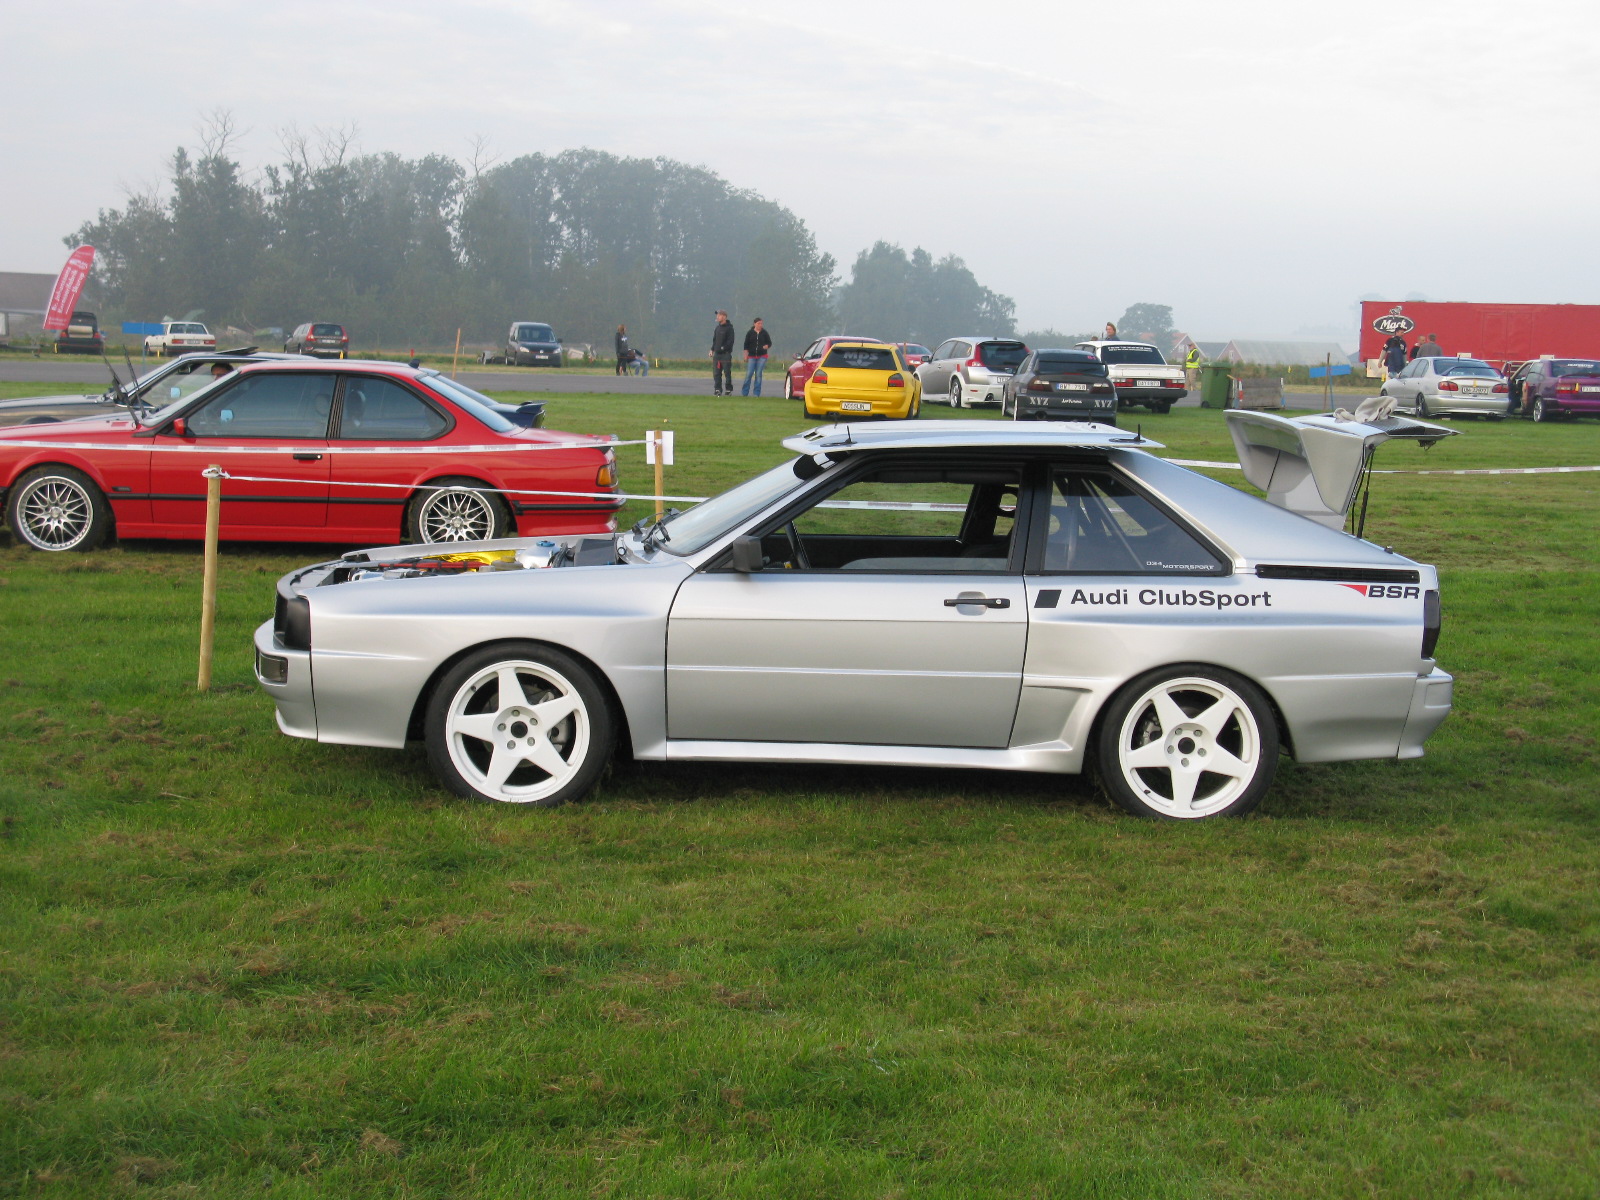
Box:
xmin=513 ymin=348 xmax=563 ymax=366
xmin=254 ymin=619 xmax=317 ymax=740
xmin=1396 ymin=667 xmax=1453 ymax=759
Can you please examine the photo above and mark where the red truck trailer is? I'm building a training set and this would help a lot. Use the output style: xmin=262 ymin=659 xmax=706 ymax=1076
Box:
xmin=1359 ymin=301 xmax=1600 ymax=369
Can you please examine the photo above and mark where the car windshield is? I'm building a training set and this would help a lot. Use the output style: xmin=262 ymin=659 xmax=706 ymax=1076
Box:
xmin=145 ymin=374 xmax=230 ymax=423
xmin=420 ymin=374 xmax=516 ymax=432
xmin=656 ymin=458 xmax=810 ymax=556
xmin=1550 ymin=360 xmax=1600 ymax=377
xmin=1097 ymin=345 xmax=1166 ymax=365
xmin=311 ymin=324 xmax=343 ymax=337
xmin=514 ymin=324 xmax=554 ymax=343
xmin=978 ymin=342 xmax=1028 ymax=370
xmin=1036 ymin=354 xmax=1106 ymax=375
xmin=823 ymin=346 xmax=898 ymax=371
xmin=1436 ymin=361 xmax=1499 ymax=378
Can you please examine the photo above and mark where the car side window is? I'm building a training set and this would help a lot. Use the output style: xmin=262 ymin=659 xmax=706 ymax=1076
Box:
xmin=186 ymin=373 xmax=335 ymax=439
xmin=1041 ymin=469 xmax=1224 ymax=575
xmin=338 ymin=377 xmax=449 ymax=441
xmin=805 ymin=341 xmax=823 ymax=361
xmin=748 ymin=464 xmax=1024 ymax=573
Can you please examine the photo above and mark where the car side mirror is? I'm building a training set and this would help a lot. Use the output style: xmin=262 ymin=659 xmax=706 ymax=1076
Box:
xmin=729 ymin=536 xmax=765 ymax=573
xmin=557 ymin=337 xmax=564 ymax=344
xmin=169 ymin=417 xmax=186 ymax=436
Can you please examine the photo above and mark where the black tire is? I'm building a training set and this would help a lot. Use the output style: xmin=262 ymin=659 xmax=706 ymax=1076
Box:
xmin=1095 ymin=664 xmax=1279 ymax=820
xmin=404 ymin=477 xmax=512 ymax=544
xmin=5 ymin=465 xmax=113 ymax=552
xmin=950 ymin=379 xmax=965 ymax=408
xmin=1417 ymin=394 xmax=1430 ymax=419
xmin=425 ymin=642 xmax=615 ymax=807
xmin=1532 ymin=398 xmax=1550 ymax=423
xmin=1153 ymin=402 xmax=1173 ymax=414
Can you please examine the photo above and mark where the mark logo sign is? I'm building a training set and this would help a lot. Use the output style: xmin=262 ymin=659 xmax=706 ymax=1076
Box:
xmin=1342 ymin=583 xmax=1422 ymax=599
xmin=1372 ymin=307 xmax=1416 ymax=337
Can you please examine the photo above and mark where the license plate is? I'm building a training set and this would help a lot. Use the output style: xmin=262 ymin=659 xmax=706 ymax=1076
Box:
xmin=1139 ymin=379 xmax=1163 ymax=387
xmin=1056 ymin=382 xmax=1089 ymax=391
xmin=839 ymin=401 xmax=872 ymax=411
xmin=1583 ymin=386 xmax=1600 ymax=393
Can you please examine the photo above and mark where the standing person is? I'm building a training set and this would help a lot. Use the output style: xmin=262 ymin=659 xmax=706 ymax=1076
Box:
xmin=1382 ymin=333 xmax=1408 ymax=377
xmin=1415 ymin=332 xmax=1443 ymax=359
xmin=1104 ymin=321 xmax=1119 ymax=339
xmin=740 ymin=317 xmax=773 ymax=396
xmin=709 ymin=310 xmax=735 ymax=396
xmin=614 ymin=325 xmax=631 ymax=376
xmin=1183 ymin=343 xmax=1201 ymax=391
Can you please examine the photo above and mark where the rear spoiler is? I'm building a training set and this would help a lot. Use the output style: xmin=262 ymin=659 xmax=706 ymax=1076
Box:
xmin=1224 ymin=398 xmax=1458 ymax=529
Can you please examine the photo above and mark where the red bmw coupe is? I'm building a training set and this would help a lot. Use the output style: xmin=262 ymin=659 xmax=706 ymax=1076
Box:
xmin=0 ymin=360 xmax=622 ymax=552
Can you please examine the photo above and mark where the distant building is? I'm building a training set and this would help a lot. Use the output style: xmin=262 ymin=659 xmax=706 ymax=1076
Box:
xmin=0 ymin=271 xmax=56 ymax=343
xmin=1216 ymin=339 xmax=1354 ymax=367
xmin=1172 ymin=334 xmax=1228 ymax=361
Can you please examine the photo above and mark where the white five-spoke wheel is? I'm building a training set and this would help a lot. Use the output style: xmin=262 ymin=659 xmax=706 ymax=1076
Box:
xmin=5 ymin=465 xmax=113 ymax=552
xmin=405 ymin=477 xmax=509 ymax=544
xmin=425 ymin=644 xmax=615 ymax=806
xmin=1096 ymin=666 xmax=1279 ymax=819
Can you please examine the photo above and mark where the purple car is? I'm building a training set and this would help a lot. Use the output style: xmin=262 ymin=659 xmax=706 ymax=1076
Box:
xmin=1509 ymin=358 xmax=1600 ymax=422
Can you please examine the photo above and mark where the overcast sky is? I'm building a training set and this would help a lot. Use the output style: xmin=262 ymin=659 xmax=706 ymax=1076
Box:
xmin=3 ymin=0 xmax=1596 ymax=343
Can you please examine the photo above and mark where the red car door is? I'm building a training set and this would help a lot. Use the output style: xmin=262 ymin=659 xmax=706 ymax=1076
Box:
xmin=322 ymin=374 xmax=456 ymax=541
xmin=149 ymin=371 xmax=333 ymax=533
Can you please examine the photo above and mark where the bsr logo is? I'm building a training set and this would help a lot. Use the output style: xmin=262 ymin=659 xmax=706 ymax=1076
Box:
xmin=1341 ymin=584 xmax=1421 ymax=599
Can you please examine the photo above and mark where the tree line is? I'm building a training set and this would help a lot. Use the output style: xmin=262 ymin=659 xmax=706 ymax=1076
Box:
xmin=67 ymin=126 xmax=1023 ymax=357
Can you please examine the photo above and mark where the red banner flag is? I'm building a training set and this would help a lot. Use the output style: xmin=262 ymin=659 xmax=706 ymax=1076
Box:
xmin=43 ymin=245 xmax=97 ymax=331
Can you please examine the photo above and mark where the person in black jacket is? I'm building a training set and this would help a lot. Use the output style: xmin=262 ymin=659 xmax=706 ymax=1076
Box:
xmin=614 ymin=325 xmax=631 ymax=376
xmin=709 ymin=310 xmax=735 ymax=395
xmin=740 ymin=317 xmax=773 ymax=396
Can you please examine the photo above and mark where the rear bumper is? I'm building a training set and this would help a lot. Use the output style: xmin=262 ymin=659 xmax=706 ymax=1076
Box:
xmin=1427 ymin=392 xmax=1508 ymax=416
xmin=1397 ymin=667 xmax=1453 ymax=759
xmin=808 ymin=386 xmax=915 ymax=417
xmin=1015 ymin=394 xmax=1119 ymax=420
xmin=1527 ymin=396 xmax=1600 ymax=418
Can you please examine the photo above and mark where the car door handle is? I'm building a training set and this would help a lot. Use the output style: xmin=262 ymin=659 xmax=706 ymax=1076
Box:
xmin=292 ymin=452 xmax=323 ymax=461
xmin=945 ymin=596 xmax=1009 ymax=609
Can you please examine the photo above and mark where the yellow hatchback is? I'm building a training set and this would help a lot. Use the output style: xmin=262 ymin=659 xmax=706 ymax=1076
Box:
xmin=802 ymin=342 xmax=922 ymax=420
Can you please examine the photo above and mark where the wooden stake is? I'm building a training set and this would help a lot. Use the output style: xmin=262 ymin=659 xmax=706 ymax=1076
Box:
xmin=654 ymin=429 xmax=665 ymax=521
xmin=197 ymin=465 xmax=222 ymax=691
xmin=451 ymin=328 xmax=462 ymax=379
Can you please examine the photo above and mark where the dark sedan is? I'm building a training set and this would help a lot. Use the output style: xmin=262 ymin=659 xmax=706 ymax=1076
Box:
xmin=1001 ymin=350 xmax=1118 ymax=423
xmin=1508 ymin=358 xmax=1600 ymax=422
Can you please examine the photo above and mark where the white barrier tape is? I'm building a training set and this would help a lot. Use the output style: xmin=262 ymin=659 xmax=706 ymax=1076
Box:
xmin=1165 ymin=457 xmax=1600 ymax=477
xmin=205 ymin=470 xmax=972 ymax=511
xmin=0 ymin=436 xmax=640 ymax=455
xmin=210 ymin=470 xmax=694 ymax=504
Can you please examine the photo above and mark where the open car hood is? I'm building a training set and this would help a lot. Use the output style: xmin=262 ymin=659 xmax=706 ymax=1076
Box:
xmin=1225 ymin=400 xmax=1459 ymax=529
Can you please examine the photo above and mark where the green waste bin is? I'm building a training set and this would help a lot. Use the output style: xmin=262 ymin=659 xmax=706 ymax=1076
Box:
xmin=1199 ymin=362 xmax=1232 ymax=409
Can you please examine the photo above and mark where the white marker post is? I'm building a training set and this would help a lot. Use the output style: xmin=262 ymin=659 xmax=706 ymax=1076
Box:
xmin=646 ymin=429 xmax=675 ymax=520
xmin=197 ymin=465 xmax=223 ymax=691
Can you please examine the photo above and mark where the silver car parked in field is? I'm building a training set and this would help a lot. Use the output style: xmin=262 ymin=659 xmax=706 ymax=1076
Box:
xmin=1380 ymin=356 xmax=1509 ymax=419
xmin=256 ymin=414 xmax=1456 ymax=821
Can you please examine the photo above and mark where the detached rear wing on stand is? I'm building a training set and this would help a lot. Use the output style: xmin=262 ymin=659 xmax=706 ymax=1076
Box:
xmin=1224 ymin=399 xmax=1459 ymax=531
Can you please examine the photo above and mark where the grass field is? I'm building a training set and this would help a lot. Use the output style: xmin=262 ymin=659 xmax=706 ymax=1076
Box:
xmin=2 ymin=391 xmax=1598 ymax=1198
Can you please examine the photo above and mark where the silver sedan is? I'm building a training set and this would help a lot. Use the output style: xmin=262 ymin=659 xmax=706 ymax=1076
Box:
xmin=1381 ymin=356 xmax=1509 ymax=419
xmin=256 ymin=415 xmax=1456 ymax=821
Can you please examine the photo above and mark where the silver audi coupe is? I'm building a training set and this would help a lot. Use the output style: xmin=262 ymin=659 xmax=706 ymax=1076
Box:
xmin=255 ymin=413 xmax=1456 ymax=820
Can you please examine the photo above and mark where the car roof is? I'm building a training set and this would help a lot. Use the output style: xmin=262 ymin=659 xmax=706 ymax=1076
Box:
xmin=783 ymin=419 xmax=1161 ymax=457
xmin=1077 ymin=340 xmax=1158 ymax=349
xmin=946 ymin=335 xmax=1024 ymax=344
xmin=822 ymin=340 xmax=897 ymax=351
